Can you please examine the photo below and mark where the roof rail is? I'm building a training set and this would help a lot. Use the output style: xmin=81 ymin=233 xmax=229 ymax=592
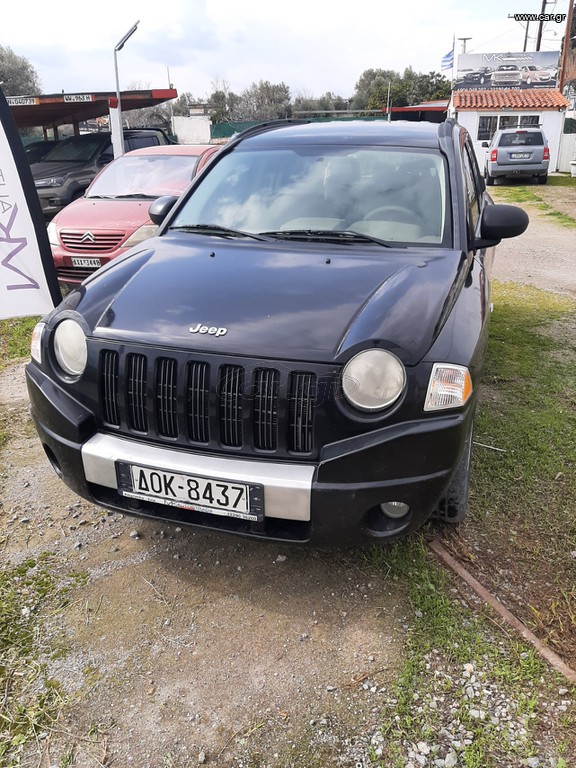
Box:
xmin=227 ymin=118 xmax=313 ymax=144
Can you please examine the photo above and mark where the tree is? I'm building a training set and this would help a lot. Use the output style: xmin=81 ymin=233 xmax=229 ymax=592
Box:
xmin=292 ymin=90 xmax=349 ymax=115
xmin=206 ymin=80 xmax=241 ymax=123
xmin=0 ymin=45 xmax=41 ymax=96
xmin=354 ymin=67 xmax=451 ymax=112
xmin=352 ymin=69 xmax=400 ymax=110
xmin=237 ymin=80 xmax=291 ymax=120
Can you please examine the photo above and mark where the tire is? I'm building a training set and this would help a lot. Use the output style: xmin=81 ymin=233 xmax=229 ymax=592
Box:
xmin=485 ymin=170 xmax=495 ymax=186
xmin=433 ymin=429 xmax=473 ymax=524
xmin=538 ymin=174 xmax=548 ymax=185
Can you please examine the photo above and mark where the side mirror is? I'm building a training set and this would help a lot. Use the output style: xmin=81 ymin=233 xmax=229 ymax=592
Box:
xmin=481 ymin=142 xmax=489 ymax=148
xmin=149 ymin=195 xmax=179 ymax=225
xmin=473 ymin=203 xmax=529 ymax=249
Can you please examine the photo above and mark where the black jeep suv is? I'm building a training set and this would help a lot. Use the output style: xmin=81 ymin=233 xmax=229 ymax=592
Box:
xmin=26 ymin=119 xmax=528 ymax=547
xmin=30 ymin=129 xmax=174 ymax=219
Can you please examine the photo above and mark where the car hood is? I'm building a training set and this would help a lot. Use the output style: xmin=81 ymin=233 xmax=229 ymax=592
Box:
xmin=54 ymin=197 xmax=153 ymax=231
xmin=30 ymin=160 xmax=89 ymax=179
xmin=79 ymin=234 xmax=466 ymax=366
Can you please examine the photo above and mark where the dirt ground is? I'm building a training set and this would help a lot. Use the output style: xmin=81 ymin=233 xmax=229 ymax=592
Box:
xmin=1 ymin=183 xmax=575 ymax=767
xmin=1 ymin=363 xmax=409 ymax=768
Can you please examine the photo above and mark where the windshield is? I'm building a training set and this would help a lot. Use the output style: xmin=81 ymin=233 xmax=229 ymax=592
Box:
xmin=171 ymin=145 xmax=451 ymax=246
xmin=40 ymin=135 xmax=108 ymax=163
xmin=88 ymin=154 xmax=199 ymax=198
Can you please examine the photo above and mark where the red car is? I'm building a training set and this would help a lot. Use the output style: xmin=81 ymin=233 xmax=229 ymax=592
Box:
xmin=48 ymin=143 xmax=220 ymax=288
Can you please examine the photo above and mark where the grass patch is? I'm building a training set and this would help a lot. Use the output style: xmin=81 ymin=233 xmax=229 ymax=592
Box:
xmin=361 ymin=538 xmax=565 ymax=768
xmin=491 ymin=183 xmax=576 ymax=228
xmin=469 ymin=281 xmax=576 ymax=657
xmin=547 ymin=175 xmax=576 ymax=187
xmin=473 ymin=282 xmax=576 ymax=536
xmin=0 ymin=317 xmax=40 ymax=371
xmin=0 ymin=555 xmax=81 ymax=767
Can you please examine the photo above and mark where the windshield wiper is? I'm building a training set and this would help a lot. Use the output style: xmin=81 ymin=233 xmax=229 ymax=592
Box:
xmin=259 ymin=229 xmax=400 ymax=248
xmin=169 ymin=223 xmax=271 ymax=241
xmin=114 ymin=193 xmax=157 ymax=199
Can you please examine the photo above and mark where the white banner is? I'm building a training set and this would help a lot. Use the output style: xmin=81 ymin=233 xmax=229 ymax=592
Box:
xmin=0 ymin=87 xmax=61 ymax=320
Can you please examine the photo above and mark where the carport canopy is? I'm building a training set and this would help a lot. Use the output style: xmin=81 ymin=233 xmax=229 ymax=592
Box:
xmin=7 ymin=88 xmax=178 ymax=137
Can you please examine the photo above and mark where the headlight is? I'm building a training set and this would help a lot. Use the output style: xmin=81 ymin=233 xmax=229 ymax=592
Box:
xmin=342 ymin=349 xmax=406 ymax=411
xmin=124 ymin=224 xmax=158 ymax=248
xmin=53 ymin=319 xmax=87 ymax=377
xmin=30 ymin=322 xmax=46 ymax=365
xmin=47 ymin=221 xmax=59 ymax=247
xmin=35 ymin=176 xmax=65 ymax=188
xmin=424 ymin=364 xmax=472 ymax=411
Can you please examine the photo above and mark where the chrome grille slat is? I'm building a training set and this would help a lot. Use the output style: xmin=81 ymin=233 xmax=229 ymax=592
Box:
xmin=127 ymin=354 xmax=148 ymax=432
xmin=156 ymin=358 xmax=178 ymax=438
xmin=187 ymin=362 xmax=210 ymax=443
xmin=100 ymin=350 xmax=120 ymax=425
xmin=254 ymin=368 xmax=279 ymax=450
xmin=289 ymin=373 xmax=315 ymax=453
xmin=218 ymin=365 xmax=244 ymax=447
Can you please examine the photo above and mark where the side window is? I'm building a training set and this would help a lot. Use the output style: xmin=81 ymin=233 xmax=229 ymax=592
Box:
xmin=125 ymin=136 xmax=160 ymax=151
xmin=462 ymin=142 xmax=481 ymax=232
xmin=99 ymin=145 xmax=114 ymax=164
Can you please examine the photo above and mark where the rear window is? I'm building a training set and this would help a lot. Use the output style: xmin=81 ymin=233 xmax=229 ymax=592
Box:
xmin=499 ymin=132 xmax=544 ymax=147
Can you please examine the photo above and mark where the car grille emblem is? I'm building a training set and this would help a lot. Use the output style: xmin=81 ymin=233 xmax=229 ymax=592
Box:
xmin=80 ymin=232 xmax=96 ymax=243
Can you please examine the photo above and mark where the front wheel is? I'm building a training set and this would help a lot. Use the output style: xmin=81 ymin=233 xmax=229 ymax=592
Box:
xmin=433 ymin=430 xmax=473 ymax=524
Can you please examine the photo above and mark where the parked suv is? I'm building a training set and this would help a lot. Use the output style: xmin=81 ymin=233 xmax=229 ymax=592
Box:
xmin=30 ymin=129 xmax=174 ymax=218
xmin=483 ymin=127 xmax=549 ymax=185
xmin=26 ymin=119 xmax=528 ymax=547
xmin=491 ymin=64 xmax=522 ymax=87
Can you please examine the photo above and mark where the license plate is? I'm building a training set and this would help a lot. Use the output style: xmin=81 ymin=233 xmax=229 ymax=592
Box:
xmin=71 ymin=257 xmax=101 ymax=268
xmin=510 ymin=153 xmax=530 ymax=159
xmin=116 ymin=463 xmax=264 ymax=522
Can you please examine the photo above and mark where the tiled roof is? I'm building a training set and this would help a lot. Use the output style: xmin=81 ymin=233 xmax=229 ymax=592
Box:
xmin=453 ymin=88 xmax=570 ymax=110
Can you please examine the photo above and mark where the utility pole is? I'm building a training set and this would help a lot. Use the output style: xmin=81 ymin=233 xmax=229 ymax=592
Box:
xmin=458 ymin=37 xmax=472 ymax=54
xmin=535 ymin=0 xmax=550 ymax=50
xmin=523 ymin=20 xmax=530 ymax=52
xmin=559 ymin=0 xmax=575 ymax=91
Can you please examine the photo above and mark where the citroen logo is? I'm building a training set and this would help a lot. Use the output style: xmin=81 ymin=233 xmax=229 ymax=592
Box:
xmin=80 ymin=232 xmax=96 ymax=243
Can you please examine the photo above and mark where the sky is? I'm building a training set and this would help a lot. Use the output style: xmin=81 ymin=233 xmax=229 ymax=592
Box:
xmin=3 ymin=0 xmax=572 ymax=101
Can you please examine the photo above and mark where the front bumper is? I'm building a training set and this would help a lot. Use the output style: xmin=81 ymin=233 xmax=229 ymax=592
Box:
xmin=37 ymin=189 xmax=66 ymax=218
xmin=26 ymin=363 xmax=474 ymax=547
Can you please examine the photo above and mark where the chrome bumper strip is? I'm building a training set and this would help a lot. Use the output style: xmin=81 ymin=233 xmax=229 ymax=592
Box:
xmin=81 ymin=433 xmax=313 ymax=521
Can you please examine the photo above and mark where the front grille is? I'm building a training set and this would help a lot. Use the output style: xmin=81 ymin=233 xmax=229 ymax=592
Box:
xmin=98 ymin=349 xmax=321 ymax=456
xmin=61 ymin=230 xmax=125 ymax=253
xmin=56 ymin=266 xmax=97 ymax=281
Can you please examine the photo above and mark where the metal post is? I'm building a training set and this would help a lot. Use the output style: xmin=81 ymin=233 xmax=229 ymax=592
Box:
xmin=113 ymin=20 xmax=140 ymax=157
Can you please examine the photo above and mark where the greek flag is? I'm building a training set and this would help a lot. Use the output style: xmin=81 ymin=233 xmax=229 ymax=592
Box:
xmin=441 ymin=43 xmax=454 ymax=71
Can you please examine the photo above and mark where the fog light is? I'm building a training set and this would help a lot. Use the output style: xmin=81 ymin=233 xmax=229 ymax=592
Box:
xmin=380 ymin=501 xmax=410 ymax=519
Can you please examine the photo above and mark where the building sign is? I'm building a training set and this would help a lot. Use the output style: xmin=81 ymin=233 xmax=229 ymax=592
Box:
xmin=6 ymin=96 xmax=39 ymax=106
xmin=455 ymin=51 xmax=560 ymax=90
xmin=0 ymin=88 xmax=61 ymax=319
xmin=63 ymin=94 xmax=94 ymax=103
